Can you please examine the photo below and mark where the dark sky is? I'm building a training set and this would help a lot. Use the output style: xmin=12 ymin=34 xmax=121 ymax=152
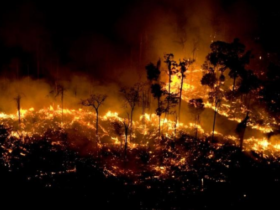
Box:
xmin=0 ymin=0 xmax=279 ymax=83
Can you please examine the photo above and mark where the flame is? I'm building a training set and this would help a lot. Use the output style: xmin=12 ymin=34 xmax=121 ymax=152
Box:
xmin=0 ymin=68 xmax=279 ymax=157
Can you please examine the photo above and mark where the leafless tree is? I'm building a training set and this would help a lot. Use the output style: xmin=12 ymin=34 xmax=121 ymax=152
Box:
xmin=81 ymin=94 xmax=107 ymax=143
xmin=120 ymin=84 xmax=140 ymax=143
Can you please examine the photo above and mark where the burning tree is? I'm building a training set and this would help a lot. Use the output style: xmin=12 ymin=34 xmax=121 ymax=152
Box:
xmin=177 ymin=59 xmax=195 ymax=122
xmin=14 ymin=95 xmax=21 ymax=124
xmin=112 ymin=121 xmax=124 ymax=146
xmin=151 ymin=83 xmax=165 ymax=139
xmin=201 ymin=43 xmax=225 ymax=142
xmin=235 ymin=112 xmax=250 ymax=150
xmin=112 ymin=118 xmax=130 ymax=157
xmin=164 ymin=53 xmax=178 ymax=115
xmin=122 ymin=116 xmax=130 ymax=157
xmin=120 ymin=85 xmax=140 ymax=143
xmin=145 ymin=59 xmax=161 ymax=110
xmin=81 ymin=94 xmax=107 ymax=143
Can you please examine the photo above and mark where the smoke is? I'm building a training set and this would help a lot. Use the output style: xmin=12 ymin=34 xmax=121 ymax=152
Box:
xmin=0 ymin=0 xmax=269 ymax=142
xmin=0 ymin=0 xmax=261 ymax=82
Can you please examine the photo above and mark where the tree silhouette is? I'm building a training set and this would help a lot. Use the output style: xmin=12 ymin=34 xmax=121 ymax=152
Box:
xmin=236 ymin=70 xmax=260 ymax=109
xmin=235 ymin=112 xmax=250 ymax=150
xmin=227 ymin=39 xmax=251 ymax=92
xmin=81 ymin=94 xmax=107 ymax=144
xmin=122 ymin=116 xmax=130 ymax=158
xmin=164 ymin=53 xmax=177 ymax=115
xmin=146 ymin=60 xmax=161 ymax=82
xmin=112 ymin=121 xmax=123 ymax=146
xmin=178 ymin=59 xmax=195 ymax=122
xmin=151 ymin=83 xmax=165 ymax=139
xmin=120 ymin=85 xmax=140 ymax=143
xmin=203 ymin=39 xmax=251 ymax=93
xmin=201 ymin=48 xmax=224 ymax=142
xmin=145 ymin=59 xmax=161 ymax=112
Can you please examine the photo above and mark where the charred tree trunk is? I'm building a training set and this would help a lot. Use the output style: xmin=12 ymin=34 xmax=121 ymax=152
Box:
xmin=16 ymin=96 xmax=21 ymax=124
xmin=142 ymin=91 xmax=145 ymax=125
xmin=195 ymin=115 xmax=199 ymax=140
xmin=61 ymin=89 xmax=64 ymax=124
xmin=168 ymin=72 xmax=172 ymax=115
xmin=158 ymin=97 xmax=161 ymax=140
xmin=211 ymin=100 xmax=219 ymax=143
xmin=159 ymin=115 xmax=161 ymax=140
xmin=130 ymin=109 xmax=133 ymax=144
xmin=174 ymin=113 xmax=177 ymax=137
xmin=178 ymin=73 xmax=184 ymax=122
xmin=124 ymin=125 xmax=128 ymax=158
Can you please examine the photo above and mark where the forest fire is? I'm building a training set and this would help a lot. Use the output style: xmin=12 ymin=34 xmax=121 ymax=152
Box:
xmin=0 ymin=97 xmax=279 ymax=156
xmin=2 ymin=0 xmax=280 ymax=208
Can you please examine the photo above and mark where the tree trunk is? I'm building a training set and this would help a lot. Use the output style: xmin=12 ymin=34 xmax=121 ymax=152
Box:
xmin=211 ymin=101 xmax=218 ymax=143
xmin=158 ymin=97 xmax=161 ymax=140
xmin=96 ymin=109 xmax=99 ymax=141
xmin=142 ymin=91 xmax=145 ymax=125
xmin=168 ymin=72 xmax=171 ymax=113
xmin=61 ymin=90 xmax=64 ymax=125
xmin=195 ymin=115 xmax=199 ymax=140
xmin=124 ymin=127 xmax=128 ymax=158
xmin=130 ymin=109 xmax=133 ymax=143
xmin=17 ymin=96 xmax=21 ymax=124
xmin=159 ymin=115 xmax=161 ymax=140
xmin=178 ymin=73 xmax=184 ymax=122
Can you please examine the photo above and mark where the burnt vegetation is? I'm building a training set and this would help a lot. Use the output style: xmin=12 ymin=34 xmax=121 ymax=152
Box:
xmin=1 ymin=27 xmax=280 ymax=208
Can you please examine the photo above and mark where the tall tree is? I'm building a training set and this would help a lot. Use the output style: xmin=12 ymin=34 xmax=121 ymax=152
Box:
xmin=164 ymin=54 xmax=177 ymax=115
xmin=151 ymin=83 xmax=165 ymax=139
xmin=81 ymin=94 xmax=107 ymax=143
xmin=177 ymin=59 xmax=195 ymax=122
xmin=201 ymin=43 xmax=225 ymax=142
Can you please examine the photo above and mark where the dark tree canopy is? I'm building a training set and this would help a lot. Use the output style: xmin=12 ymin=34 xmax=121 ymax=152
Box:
xmin=145 ymin=60 xmax=161 ymax=82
